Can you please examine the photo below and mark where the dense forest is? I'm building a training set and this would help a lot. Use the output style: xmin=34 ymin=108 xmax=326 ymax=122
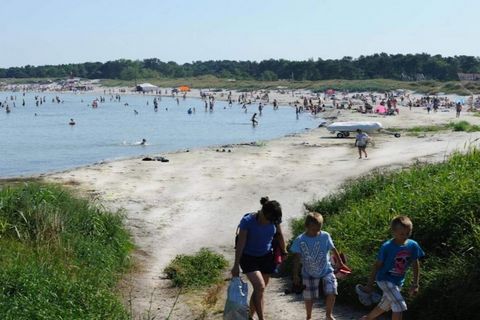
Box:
xmin=1 ymin=53 xmax=479 ymax=81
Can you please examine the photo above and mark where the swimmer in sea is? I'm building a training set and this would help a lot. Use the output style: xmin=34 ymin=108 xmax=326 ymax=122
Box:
xmin=69 ymin=118 xmax=75 ymax=125
xmin=251 ymin=113 xmax=258 ymax=126
xmin=140 ymin=138 xmax=147 ymax=145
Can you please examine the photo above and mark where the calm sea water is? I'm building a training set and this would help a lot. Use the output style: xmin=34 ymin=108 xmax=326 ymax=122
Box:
xmin=0 ymin=91 xmax=320 ymax=178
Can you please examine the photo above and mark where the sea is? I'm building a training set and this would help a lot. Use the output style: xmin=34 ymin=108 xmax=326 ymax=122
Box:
xmin=0 ymin=91 xmax=321 ymax=178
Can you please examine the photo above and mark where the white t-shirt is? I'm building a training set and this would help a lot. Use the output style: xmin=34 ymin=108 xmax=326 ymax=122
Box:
xmin=290 ymin=232 xmax=335 ymax=278
xmin=356 ymin=133 xmax=369 ymax=147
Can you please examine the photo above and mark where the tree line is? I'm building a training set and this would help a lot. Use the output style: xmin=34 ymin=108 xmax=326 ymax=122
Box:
xmin=1 ymin=53 xmax=479 ymax=81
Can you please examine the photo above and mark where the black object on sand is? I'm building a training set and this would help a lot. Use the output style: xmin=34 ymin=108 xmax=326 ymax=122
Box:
xmin=142 ymin=156 xmax=169 ymax=162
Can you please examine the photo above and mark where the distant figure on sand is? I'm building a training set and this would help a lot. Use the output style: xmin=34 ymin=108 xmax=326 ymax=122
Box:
xmin=69 ymin=118 xmax=75 ymax=126
xmin=456 ymin=102 xmax=462 ymax=118
xmin=231 ymin=197 xmax=287 ymax=320
xmin=355 ymin=129 xmax=369 ymax=159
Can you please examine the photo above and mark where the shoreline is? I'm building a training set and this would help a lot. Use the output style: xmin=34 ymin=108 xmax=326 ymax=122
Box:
xmin=0 ymin=127 xmax=317 ymax=180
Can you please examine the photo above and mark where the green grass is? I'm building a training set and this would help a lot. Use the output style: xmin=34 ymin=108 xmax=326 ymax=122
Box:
xmin=400 ymin=121 xmax=480 ymax=136
xmin=406 ymin=124 xmax=450 ymax=133
xmin=291 ymin=149 xmax=480 ymax=319
xmin=164 ymin=248 xmax=228 ymax=289
xmin=447 ymin=120 xmax=480 ymax=132
xmin=0 ymin=182 xmax=133 ymax=319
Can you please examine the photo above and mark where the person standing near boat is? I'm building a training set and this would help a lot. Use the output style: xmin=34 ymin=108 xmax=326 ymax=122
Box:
xmin=355 ymin=129 xmax=369 ymax=159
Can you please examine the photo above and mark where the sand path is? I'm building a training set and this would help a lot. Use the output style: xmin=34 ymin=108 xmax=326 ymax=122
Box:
xmin=47 ymin=107 xmax=480 ymax=319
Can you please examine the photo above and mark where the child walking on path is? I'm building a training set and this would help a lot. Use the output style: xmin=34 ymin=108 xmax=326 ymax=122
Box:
xmin=360 ymin=216 xmax=425 ymax=320
xmin=291 ymin=212 xmax=350 ymax=320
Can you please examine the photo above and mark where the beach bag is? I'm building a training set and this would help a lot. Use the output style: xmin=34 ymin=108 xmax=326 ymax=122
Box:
xmin=331 ymin=252 xmax=351 ymax=280
xmin=223 ymin=277 xmax=249 ymax=320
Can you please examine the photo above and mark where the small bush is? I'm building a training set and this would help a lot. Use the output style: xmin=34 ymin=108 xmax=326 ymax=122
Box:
xmin=292 ymin=149 xmax=480 ymax=319
xmin=164 ymin=248 xmax=228 ymax=288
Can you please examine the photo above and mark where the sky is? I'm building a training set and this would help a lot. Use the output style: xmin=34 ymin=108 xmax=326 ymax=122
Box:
xmin=1 ymin=0 xmax=479 ymax=68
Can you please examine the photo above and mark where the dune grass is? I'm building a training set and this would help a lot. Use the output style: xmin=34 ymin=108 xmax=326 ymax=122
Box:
xmin=0 ymin=182 xmax=133 ymax=319
xmin=402 ymin=120 xmax=480 ymax=136
xmin=448 ymin=120 xmax=480 ymax=132
xmin=291 ymin=148 xmax=480 ymax=319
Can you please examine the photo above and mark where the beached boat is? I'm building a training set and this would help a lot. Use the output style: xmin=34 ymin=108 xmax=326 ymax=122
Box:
xmin=326 ymin=121 xmax=400 ymax=138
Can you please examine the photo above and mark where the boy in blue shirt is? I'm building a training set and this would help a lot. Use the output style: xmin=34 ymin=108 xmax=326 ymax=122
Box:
xmin=361 ymin=215 xmax=425 ymax=320
xmin=291 ymin=212 xmax=350 ymax=320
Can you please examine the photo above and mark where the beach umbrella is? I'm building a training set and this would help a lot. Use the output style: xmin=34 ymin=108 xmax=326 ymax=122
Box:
xmin=179 ymin=86 xmax=190 ymax=92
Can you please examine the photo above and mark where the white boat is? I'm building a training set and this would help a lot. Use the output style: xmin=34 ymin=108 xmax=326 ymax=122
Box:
xmin=326 ymin=121 xmax=399 ymax=138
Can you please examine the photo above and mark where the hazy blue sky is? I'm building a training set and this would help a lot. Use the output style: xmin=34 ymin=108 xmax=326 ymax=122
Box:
xmin=1 ymin=0 xmax=478 ymax=67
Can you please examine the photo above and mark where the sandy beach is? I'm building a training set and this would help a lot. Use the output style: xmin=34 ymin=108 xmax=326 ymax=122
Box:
xmin=45 ymin=97 xmax=480 ymax=319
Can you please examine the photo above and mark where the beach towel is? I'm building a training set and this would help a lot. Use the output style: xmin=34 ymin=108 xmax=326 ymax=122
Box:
xmin=223 ymin=277 xmax=249 ymax=320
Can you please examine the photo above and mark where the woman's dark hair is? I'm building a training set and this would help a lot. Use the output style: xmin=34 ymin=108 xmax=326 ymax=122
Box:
xmin=260 ymin=196 xmax=269 ymax=205
xmin=260 ymin=196 xmax=282 ymax=224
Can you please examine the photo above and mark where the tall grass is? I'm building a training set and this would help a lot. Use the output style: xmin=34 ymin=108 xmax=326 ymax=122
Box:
xmin=0 ymin=182 xmax=132 ymax=319
xmin=292 ymin=149 xmax=480 ymax=319
xmin=402 ymin=121 xmax=480 ymax=135
xmin=447 ymin=120 xmax=480 ymax=132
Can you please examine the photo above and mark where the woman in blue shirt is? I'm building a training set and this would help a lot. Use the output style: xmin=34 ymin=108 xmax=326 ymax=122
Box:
xmin=231 ymin=197 xmax=287 ymax=320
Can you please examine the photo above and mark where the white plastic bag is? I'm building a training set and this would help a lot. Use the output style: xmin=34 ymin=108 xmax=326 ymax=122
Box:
xmin=223 ymin=277 xmax=249 ymax=320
